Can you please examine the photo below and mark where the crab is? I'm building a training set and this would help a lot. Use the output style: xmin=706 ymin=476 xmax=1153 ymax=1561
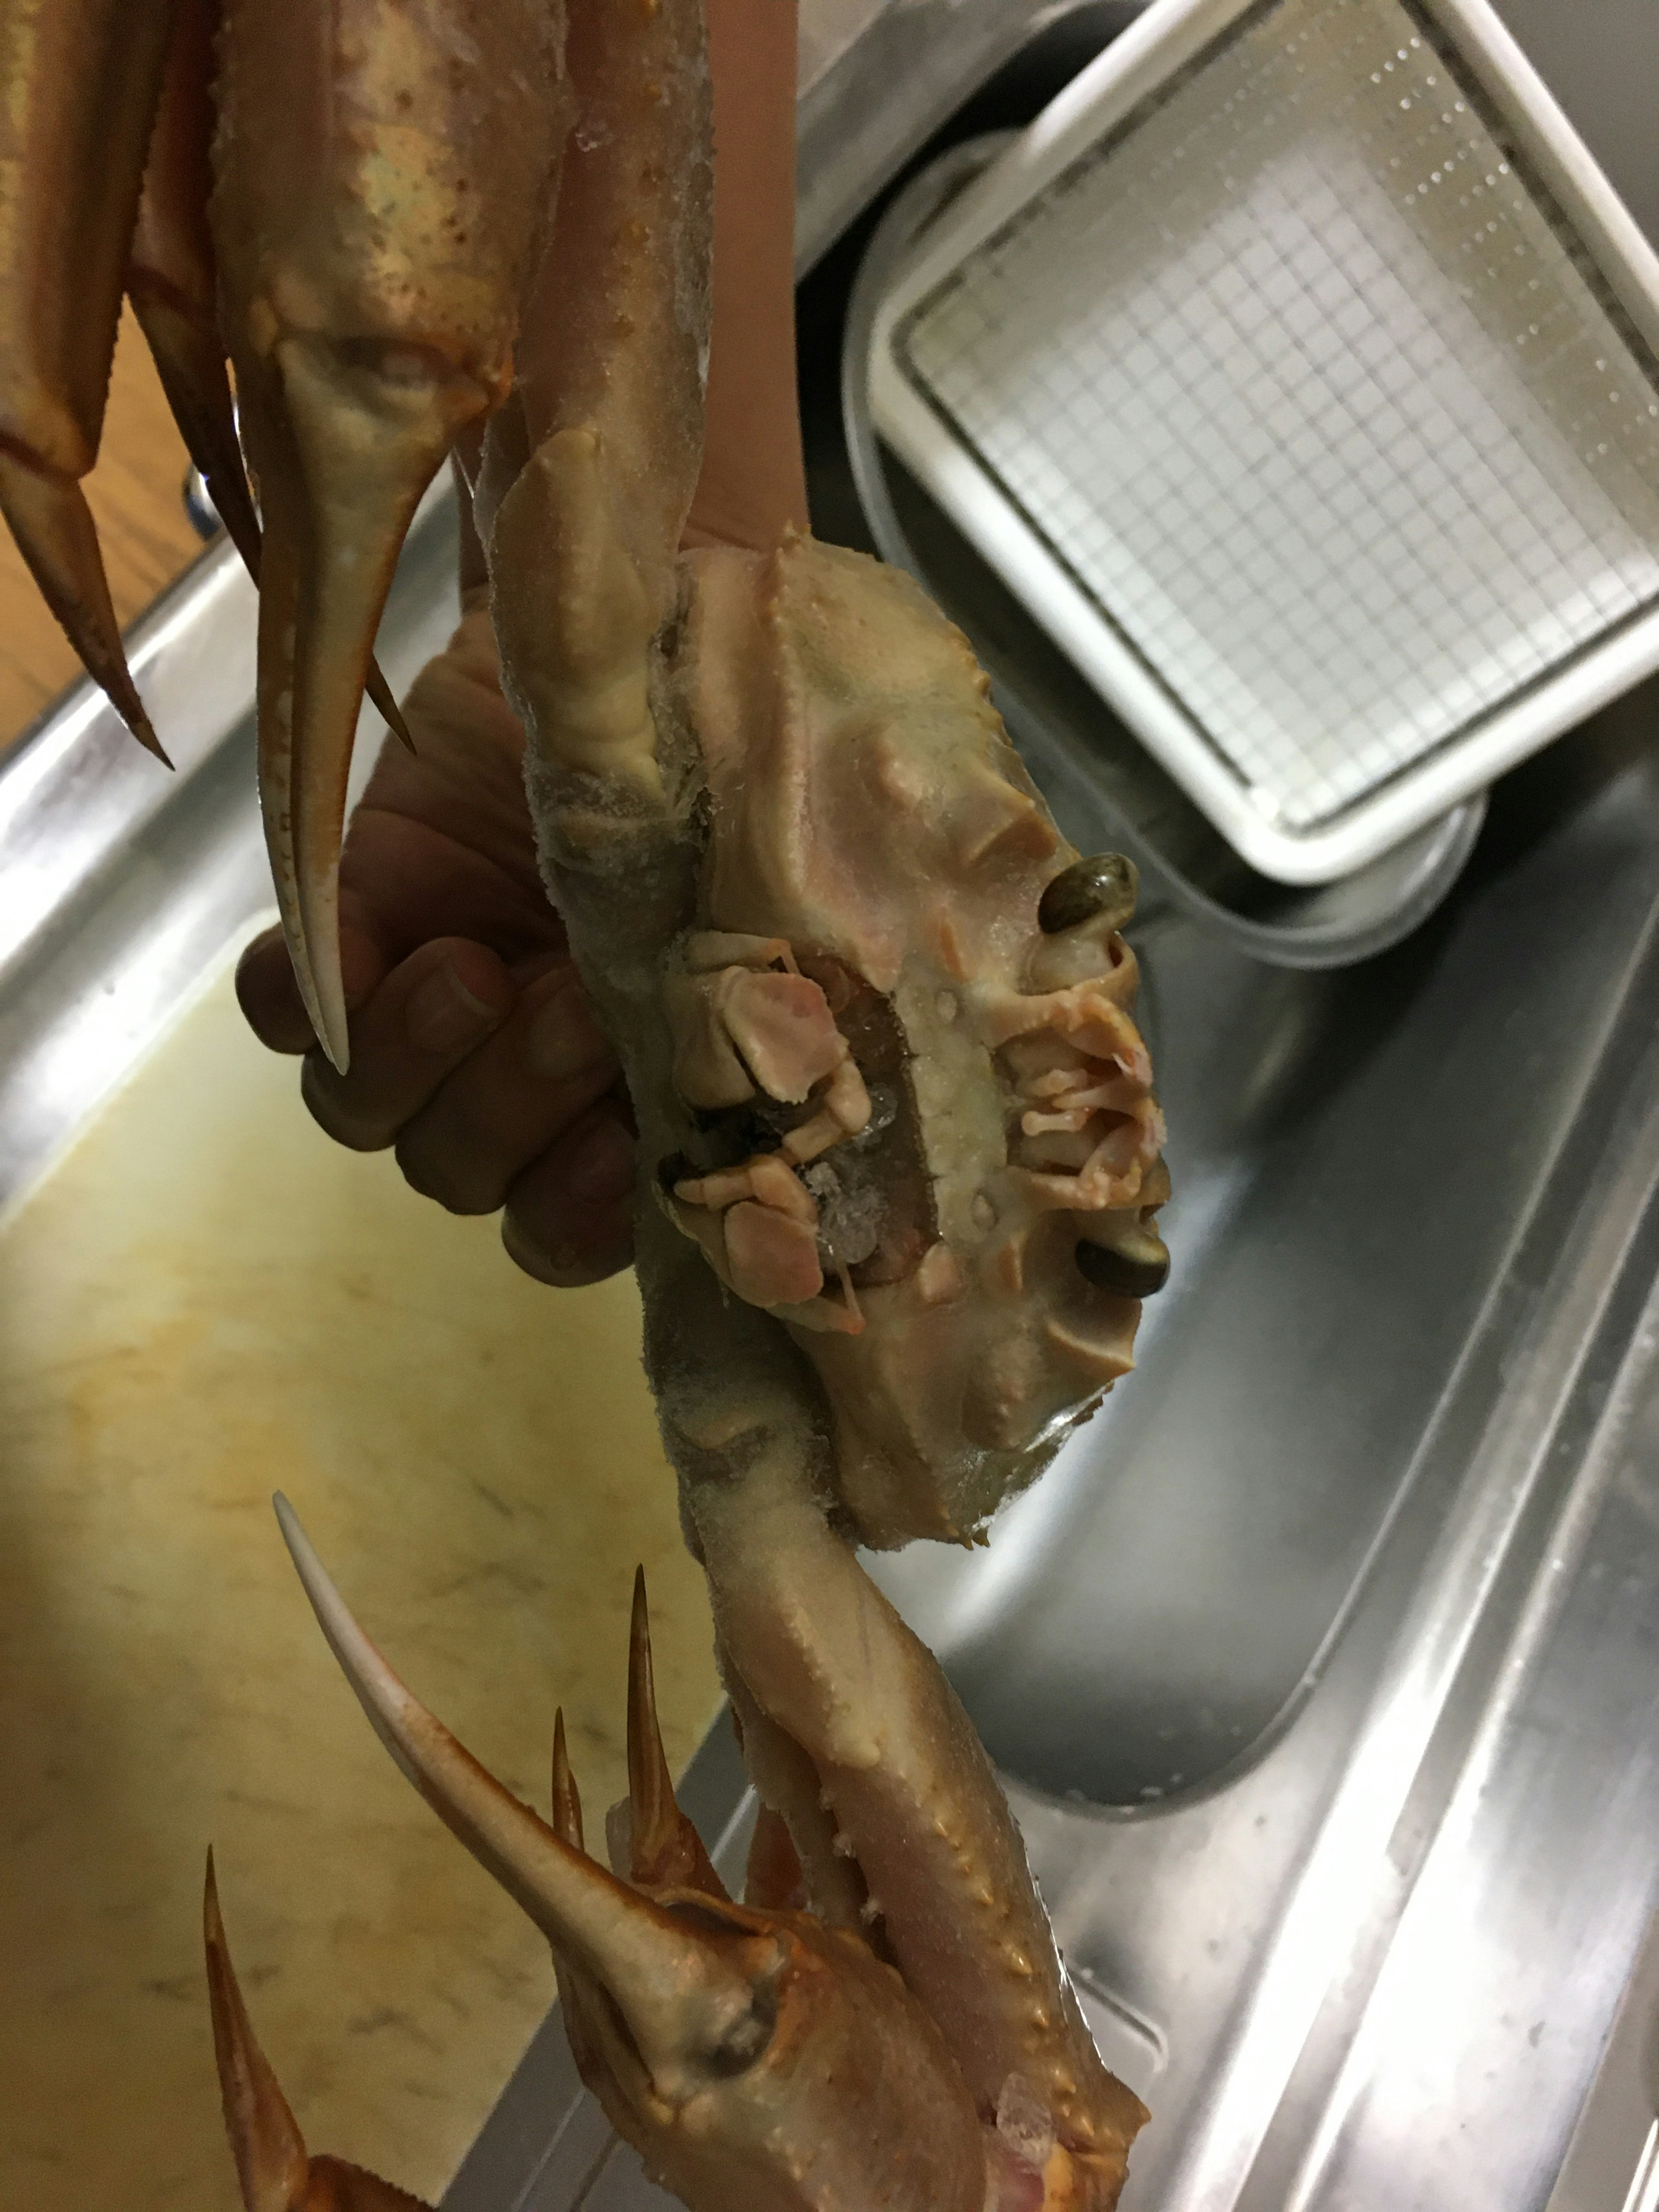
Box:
xmin=0 ymin=0 xmax=1172 ymax=2206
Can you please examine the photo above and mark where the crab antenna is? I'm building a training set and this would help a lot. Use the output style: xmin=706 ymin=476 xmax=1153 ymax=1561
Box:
xmin=273 ymin=1495 xmax=765 ymax=2074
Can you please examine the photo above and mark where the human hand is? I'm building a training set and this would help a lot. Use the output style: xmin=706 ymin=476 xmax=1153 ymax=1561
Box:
xmin=235 ymin=600 xmax=638 ymax=1286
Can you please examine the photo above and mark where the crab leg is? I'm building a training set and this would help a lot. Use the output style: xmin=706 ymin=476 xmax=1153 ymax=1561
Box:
xmin=0 ymin=0 xmax=175 ymax=755
xmin=0 ymin=0 xmax=1162 ymax=2194
xmin=127 ymin=0 xmax=413 ymax=748
xmin=474 ymin=0 xmax=1148 ymax=2193
xmin=273 ymin=1498 xmax=997 ymax=2212
xmin=210 ymin=0 xmax=566 ymax=1068
xmin=646 ymin=1216 xmax=1148 ymax=2199
xmin=486 ymin=0 xmax=710 ymax=819
xmin=126 ymin=0 xmax=261 ymax=577
xmin=274 ymin=1497 xmax=779 ymax=2072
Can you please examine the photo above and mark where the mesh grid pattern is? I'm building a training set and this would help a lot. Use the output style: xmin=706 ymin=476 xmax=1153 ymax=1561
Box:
xmin=896 ymin=0 xmax=1659 ymax=831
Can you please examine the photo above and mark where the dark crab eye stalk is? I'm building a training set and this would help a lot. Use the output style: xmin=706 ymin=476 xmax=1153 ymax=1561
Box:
xmin=1039 ymin=852 xmax=1139 ymax=937
xmin=1076 ymin=1219 xmax=1170 ymax=1300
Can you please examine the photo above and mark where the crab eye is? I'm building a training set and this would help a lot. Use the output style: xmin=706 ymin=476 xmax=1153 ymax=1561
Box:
xmin=1075 ymin=1223 xmax=1169 ymax=1298
xmin=1039 ymin=852 xmax=1138 ymax=936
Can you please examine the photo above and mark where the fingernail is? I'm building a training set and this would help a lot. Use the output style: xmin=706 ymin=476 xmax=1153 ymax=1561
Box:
xmin=525 ymin=973 xmax=615 ymax=1082
xmin=503 ymin=1213 xmax=630 ymax=1287
xmin=502 ymin=1213 xmax=577 ymax=1284
xmin=406 ymin=958 xmax=499 ymax=1054
xmin=567 ymin=1117 xmax=636 ymax=1206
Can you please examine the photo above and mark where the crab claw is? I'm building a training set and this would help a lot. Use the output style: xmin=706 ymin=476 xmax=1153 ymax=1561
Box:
xmin=203 ymin=1850 xmax=433 ymax=2211
xmin=274 ymin=1495 xmax=996 ymax=2211
xmin=210 ymin=0 xmax=564 ymax=1069
xmin=274 ymin=1497 xmax=780 ymax=2080
xmin=129 ymin=0 xmax=414 ymax=752
xmin=0 ymin=0 xmax=175 ymax=757
xmin=235 ymin=338 xmax=485 ymax=1065
xmin=127 ymin=0 xmax=261 ymax=579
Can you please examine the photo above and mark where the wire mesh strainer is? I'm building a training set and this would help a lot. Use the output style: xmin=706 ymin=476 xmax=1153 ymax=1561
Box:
xmin=869 ymin=0 xmax=1659 ymax=883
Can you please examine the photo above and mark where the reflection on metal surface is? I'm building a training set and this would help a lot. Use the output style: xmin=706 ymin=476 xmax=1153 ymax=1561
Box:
xmin=1623 ymin=2125 xmax=1659 ymax=2212
xmin=1550 ymin=1898 xmax=1659 ymax=2212
xmin=795 ymin=0 xmax=1149 ymax=271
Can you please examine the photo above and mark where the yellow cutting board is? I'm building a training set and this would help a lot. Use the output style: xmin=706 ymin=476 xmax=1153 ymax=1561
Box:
xmin=0 ymin=941 xmax=720 ymax=2211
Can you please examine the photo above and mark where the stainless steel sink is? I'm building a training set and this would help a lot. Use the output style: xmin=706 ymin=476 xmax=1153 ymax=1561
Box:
xmin=5 ymin=3 xmax=1658 ymax=2209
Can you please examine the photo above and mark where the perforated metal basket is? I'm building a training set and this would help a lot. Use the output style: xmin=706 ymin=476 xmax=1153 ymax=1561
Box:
xmin=869 ymin=0 xmax=1659 ymax=884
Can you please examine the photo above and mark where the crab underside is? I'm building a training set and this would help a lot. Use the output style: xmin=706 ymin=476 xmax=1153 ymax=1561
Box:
xmin=0 ymin=0 xmax=1173 ymax=2205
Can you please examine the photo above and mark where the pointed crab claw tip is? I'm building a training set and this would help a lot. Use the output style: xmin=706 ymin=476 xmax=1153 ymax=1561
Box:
xmin=369 ymin=664 xmax=415 ymax=752
xmin=251 ymin=337 xmax=477 ymax=1093
xmin=201 ymin=1848 xmax=312 ymax=2212
xmin=0 ymin=453 xmax=171 ymax=764
xmin=320 ymin=1007 xmax=351 ymax=1076
xmin=203 ymin=1841 xmax=436 ymax=2212
xmin=626 ymin=1569 xmax=728 ymax=1898
xmin=274 ymin=899 xmax=350 ymax=1076
xmin=272 ymin=1493 xmax=758 ymax=2076
xmin=551 ymin=1703 xmax=585 ymax=1852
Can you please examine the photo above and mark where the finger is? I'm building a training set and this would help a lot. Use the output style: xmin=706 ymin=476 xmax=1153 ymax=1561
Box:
xmin=502 ymin=1099 xmax=636 ymax=1287
xmin=393 ymin=962 xmax=621 ymax=1214
xmin=235 ymin=918 xmax=388 ymax=1055
xmin=299 ymin=938 xmax=515 ymax=1149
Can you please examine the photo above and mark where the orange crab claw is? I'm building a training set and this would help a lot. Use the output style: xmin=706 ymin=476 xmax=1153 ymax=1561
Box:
xmin=275 ymin=1494 xmax=996 ymax=2212
xmin=210 ymin=0 xmax=565 ymax=1068
xmin=273 ymin=1494 xmax=775 ymax=2084
xmin=203 ymin=1851 xmax=433 ymax=2212
xmin=0 ymin=0 xmax=176 ymax=757
xmin=130 ymin=0 xmax=414 ymax=753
